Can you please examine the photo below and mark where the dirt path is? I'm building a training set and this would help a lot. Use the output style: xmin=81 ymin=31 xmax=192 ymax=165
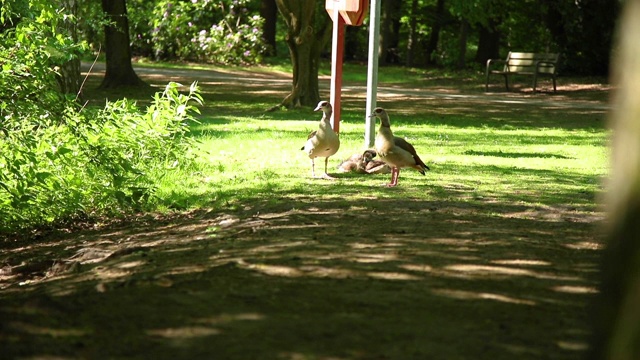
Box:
xmin=0 ymin=65 xmax=607 ymax=359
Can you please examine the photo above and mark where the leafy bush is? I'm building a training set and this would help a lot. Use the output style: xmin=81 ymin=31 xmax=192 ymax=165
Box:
xmin=1 ymin=2 xmax=203 ymax=234
xmin=193 ymin=12 xmax=266 ymax=65
xmin=148 ymin=0 xmax=266 ymax=65
xmin=0 ymin=82 xmax=203 ymax=234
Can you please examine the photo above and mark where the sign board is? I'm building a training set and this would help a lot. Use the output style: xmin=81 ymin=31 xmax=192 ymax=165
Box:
xmin=325 ymin=0 xmax=368 ymax=26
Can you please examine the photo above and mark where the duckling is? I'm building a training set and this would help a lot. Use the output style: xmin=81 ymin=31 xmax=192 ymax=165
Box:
xmin=371 ymin=107 xmax=429 ymax=187
xmin=337 ymin=150 xmax=391 ymax=174
xmin=301 ymin=101 xmax=340 ymax=179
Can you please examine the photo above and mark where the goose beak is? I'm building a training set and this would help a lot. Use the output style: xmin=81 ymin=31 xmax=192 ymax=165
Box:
xmin=314 ymin=106 xmax=322 ymax=112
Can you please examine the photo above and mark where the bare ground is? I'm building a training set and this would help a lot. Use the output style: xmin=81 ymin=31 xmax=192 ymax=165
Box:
xmin=0 ymin=64 xmax=609 ymax=359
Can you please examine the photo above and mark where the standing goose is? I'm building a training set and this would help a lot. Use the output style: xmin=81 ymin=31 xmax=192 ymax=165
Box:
xmin=301 ymin=101 xmax=341 ymax=179
xmin=371 ymin=107 xmax=429 ymax=187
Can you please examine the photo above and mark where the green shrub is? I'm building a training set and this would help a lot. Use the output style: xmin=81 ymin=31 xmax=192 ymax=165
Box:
xmin=0 ymin=82 xmax=202 ymax=234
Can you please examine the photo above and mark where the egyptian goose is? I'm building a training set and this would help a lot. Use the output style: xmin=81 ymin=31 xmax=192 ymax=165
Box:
xmin=371 ymin=107 xmax=429 ymax=187
xmin=338 ymin=150 xmax=391 ymax=174
xmin=301 ymin=101 xmax=340 ymax=179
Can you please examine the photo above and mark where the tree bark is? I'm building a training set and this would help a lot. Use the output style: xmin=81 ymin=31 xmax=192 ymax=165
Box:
xmin=474 ymin=19 xmax=501 ymax=65
xmin=272 ymin=0 xmax=330 ymax=109
xmin=425 ymin=0 xmax=445 ymax=66
xmin=99 ymin=0 xmax=146 ymax=89
xmin=456 ymin=20 xmax=469 ymax=69
xmin=260 ymin=0 xmax=278 ymax=56
xmin=379 ymin=0 xmax=402 ymax=65
xmin=589 ymin=2 xmax=640 ymax=359
xmin=405 ymin=0 xmax=419 ymax=67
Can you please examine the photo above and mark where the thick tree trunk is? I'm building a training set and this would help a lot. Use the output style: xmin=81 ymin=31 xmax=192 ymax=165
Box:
xmin=99 ymin=0 xmax=146 ymax=89
xmin=474 ymin=19 xmax=501 ymax=65
xmin=272 ymin=0 xmax=330 ymax=109
xmin=425 ymin=0 xmax=445 ymax=66
xmin=456 ymin=20 xmax=469 ymax=69
xmin=260 ymin=0 xmax=278 ymax=56
xmin=580 ymin=0 xmax=619 ymax=76
xmin=589 ymin=1 xmax=640 ymax=359
xmin=379 ymin=0 xmax=402 ymax=65
xmin=405 ymin=0 xmax=419 ymax=67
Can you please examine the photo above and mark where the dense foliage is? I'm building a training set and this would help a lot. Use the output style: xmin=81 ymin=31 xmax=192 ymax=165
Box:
xmin=0 ymin=2 xmax=202 ymax=234
xmin=80 ymin=0 xmax=267 ymax=65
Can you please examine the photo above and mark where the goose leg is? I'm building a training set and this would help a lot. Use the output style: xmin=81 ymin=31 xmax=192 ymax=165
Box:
xmin=386 ymin=167 xmax=400 ymax=187
xmin=311 ymin=159 xmax=316 ymax=178
xmin=322 ymin=157 xmax=335 ymax=180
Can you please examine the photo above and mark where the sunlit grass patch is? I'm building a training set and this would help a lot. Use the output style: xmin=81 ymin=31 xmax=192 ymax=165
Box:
xmin=152 ymin=103 xmax=608 ymax=217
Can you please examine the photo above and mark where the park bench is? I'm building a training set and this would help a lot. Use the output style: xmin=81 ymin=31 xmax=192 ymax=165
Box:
xmin=485 ymin=52 xmax=560 ymax=92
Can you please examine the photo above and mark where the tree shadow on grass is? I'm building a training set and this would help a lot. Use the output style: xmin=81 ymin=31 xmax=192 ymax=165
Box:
xmin=0 ymin=193 xmax=602 ymax=359
xmin=463 ymin=150 xmax=573 ymax=159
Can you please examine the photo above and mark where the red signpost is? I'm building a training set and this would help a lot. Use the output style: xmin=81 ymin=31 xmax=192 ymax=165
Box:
xmin=325 ymin=0 xmax=368 ymax=134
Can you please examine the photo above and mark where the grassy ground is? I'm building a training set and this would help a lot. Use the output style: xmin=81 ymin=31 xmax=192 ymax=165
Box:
xmin=0 ymin=60 xmax=610 ymax=359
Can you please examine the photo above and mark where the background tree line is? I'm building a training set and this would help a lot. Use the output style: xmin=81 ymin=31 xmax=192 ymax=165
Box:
xmin=68 ymin=0 xmax=619 ymax=107
xmin=78 ymin=0 xmax=619 ymax=76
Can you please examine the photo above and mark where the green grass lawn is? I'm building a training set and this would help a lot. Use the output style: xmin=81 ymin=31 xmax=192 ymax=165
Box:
xmin=81 ymin=59 xmax=609 ymax=218
xmin=149 ymin=78 xmax=608 ymax=220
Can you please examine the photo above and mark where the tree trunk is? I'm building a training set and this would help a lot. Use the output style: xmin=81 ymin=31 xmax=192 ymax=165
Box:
xmin=405 ymin=0 xmax=419 ymax=67
xmin=474 ymin=19 xmax=501 ymax=65
xmin=272 ymin=0 xmax=330 ymax=109
xmin=56 ymin=0 xmax=81 ymax=97
xmin=99 ymin=0 xmax=146 ymax=89
xmin=579 ymin=0 xmax=619 ymax=76
xmin=456 ymin=20 xmax=469 ymax=69
xmin=260 ymin=0 xmax=278 ymax=56
xmin=379 ymin=0 xmax=402 ymax=65
xmin=425 ymin=0 xmax=445 ymax=66
xmin=589 ymin=2 xmax=640 ymax=359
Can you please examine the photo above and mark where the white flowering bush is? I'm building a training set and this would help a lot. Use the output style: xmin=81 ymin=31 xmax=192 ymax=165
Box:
xmin=150 ymin=0 xmax=267 ymax=65
xmin=193 ymin=13 xmax=266 ymax=65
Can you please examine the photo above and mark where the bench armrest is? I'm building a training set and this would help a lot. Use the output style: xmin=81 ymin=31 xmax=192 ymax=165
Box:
xmin=485 ymin=59 xmax=506 ymax=76
xmin=486 ymin=58 xmax=506 ymax=68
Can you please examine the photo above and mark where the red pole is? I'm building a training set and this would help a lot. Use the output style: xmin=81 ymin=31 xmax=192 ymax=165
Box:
xmin=330 ymin=8 xmax=345 ymax=134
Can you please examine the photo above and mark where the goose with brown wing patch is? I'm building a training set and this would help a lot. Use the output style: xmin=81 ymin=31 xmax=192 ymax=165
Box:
xmin=371 ymin=107 xmax=429 ymax=187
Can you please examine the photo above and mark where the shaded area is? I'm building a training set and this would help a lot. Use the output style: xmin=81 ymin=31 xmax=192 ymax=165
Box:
xmin=1 ymin=196 xmax=602 ymax=359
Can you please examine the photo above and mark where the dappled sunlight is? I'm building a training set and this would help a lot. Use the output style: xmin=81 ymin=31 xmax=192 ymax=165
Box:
xmin=491 ymin=259 xmax=551 ymax=266
xmin=432 ymin=288 xmax=537 ymax=306
xmin=7 ymin=321 xmax=89 ymax=337
xmin=565 ymin=241 xmax=603 ymax=250
xmin=552 ymin=285 xmax=598 ymax=294
xmin=442 ymin=264 xmax=581 ymax=282
xmin=147 ymin=326 xmax=221 ymax=339
xmin=556 ymin=340 xmax=589 ymax=351
xmin=1 ymin=195 xmax=604 ymax=359
xmin=367 ymin=271 xmax=421 ymax=281
xmin=148 ymin=313 xmax=264 ymax=341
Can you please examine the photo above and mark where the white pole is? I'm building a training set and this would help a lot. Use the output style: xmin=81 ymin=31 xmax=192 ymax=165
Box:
xmin=365 ymin=0 xmax=382 ymax=148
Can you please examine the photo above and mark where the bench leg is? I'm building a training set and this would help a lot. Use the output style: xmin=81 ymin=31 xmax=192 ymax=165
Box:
xmin=533 ymin=73 xmax=538 ymax=93
xmin=485 ymin=68 xmax=491 ymax=92
xmin=552 ymin=76 xmax=557 ymax=92
xmin=504 ymin=75 xmax=509 ymax=91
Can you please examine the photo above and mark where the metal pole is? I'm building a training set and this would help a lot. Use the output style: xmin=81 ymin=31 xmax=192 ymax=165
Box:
xmin=364 ymin=0 xmax=381 ymax=148
xmin=330 ymin=8 xmax=345 ymax=134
